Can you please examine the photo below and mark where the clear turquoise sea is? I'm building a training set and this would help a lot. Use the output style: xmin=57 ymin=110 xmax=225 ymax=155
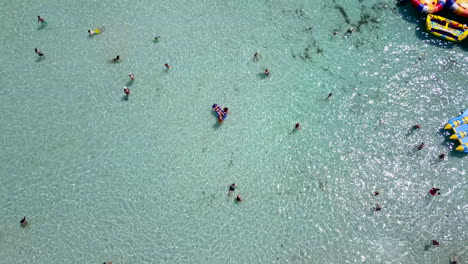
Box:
xmin=0 ymin=0 xmax=467 ymax=263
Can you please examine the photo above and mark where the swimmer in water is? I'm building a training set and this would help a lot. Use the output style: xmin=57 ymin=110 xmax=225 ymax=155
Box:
xmin=372 ymin=191 xmax=379 ymax=196
xmin=228 ymin=183 xmax=237 ymax=197
xmin=429 ymin=188 xmax=440 ymax=196
xmin=35 ymin=48 xmax=44 ymax=57
xmin=264 ymin=68 xmax=270 ymax=77
xmin=236 ymin=194 xmax=243 ymax=203
xmin=88 ymin=25 xmax=105 ymax=36
xmin=416 ymin=142 xmax=425 ymax=151
xmin=374 ymin=204 xmax=381 ymax=211
xmin=164 ymin=63 xmax=170 ymax=69
xmin=20 ymin=216 xmax=27 ymax=227
xmin=295 ymin=123 xmax=301 ymax=130
xmin=431 ymin=240 xmax=440 ymax=247
xmin=129 ymin=73 xmax=135 ymax=81
xmin=438 ymin=153 xmax=446 ymax=161
xmin=325 ymin=93 xmax=333 ymax=101
xmin=406 ymin=124 xmax=421 ymax=136
xmin=253 ymin=52 xmax=260 ymax=61
xmin=124 ymin=87 xmax=130 ymax=95
xmin=112 ymin=55 xmax=120 ymax=63
xmin=154 ymin=36 xmax=161 ymax=42
xmin=38 ymin=16 xmax=46 ymax=24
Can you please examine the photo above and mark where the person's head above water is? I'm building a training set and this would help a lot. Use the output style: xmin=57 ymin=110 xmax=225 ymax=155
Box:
xmin=223 ymin=108 xmax=228 ymax=112
xmin=20 ymin=216 xmax=27 ymax=227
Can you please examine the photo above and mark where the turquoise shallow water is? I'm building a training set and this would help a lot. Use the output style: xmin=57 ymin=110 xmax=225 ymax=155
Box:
xmin=0 ymin=0 xmax=467 ymax=263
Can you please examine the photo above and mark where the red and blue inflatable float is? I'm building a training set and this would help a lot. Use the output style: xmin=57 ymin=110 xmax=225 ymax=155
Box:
xmin=411 ymin=0 xmax=446 ymax=13
xmin=447 ymin=0 xmax=468 ymax=17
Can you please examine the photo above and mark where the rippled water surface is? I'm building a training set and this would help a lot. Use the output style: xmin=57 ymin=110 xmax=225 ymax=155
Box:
xmin=0 ymin=0 xmax=467 ymax=263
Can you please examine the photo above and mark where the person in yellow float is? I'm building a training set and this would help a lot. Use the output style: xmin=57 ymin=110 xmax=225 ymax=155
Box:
xmin=88 ymin=25 xmax=105 ymax=36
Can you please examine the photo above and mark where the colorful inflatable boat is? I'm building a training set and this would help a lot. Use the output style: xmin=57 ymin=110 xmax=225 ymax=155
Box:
xmin=411 ymin=0 xmax=446 ymax=13
xmin=445 ymin=109 xmax=468 ymax=153
xmin=447 ymin=0 xmax=468 ymax=17
xmin=426 ymin=14 xmax=468 ymax=42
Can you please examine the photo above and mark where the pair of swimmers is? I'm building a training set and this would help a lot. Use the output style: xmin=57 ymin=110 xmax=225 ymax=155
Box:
xmin=212 ymin=104 xmax=229 ymax=123
xmin=228 ymin=183 xmax=243 ymax=202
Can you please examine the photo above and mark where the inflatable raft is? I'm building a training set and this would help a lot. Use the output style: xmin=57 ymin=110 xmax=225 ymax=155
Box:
xmin=426 ymin=14 xmax=468 ymax=42
xmin=445 ymin=109 xmax=468 ymax=153
xmin=411 ymin=0 xmax=446 ymax=13
xmin=447 ymin=0 xmax=468 ymax=17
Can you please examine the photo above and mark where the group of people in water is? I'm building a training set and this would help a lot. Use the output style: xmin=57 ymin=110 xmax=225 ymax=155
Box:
xmin=30 ymin=14 xmax=461 ymax=264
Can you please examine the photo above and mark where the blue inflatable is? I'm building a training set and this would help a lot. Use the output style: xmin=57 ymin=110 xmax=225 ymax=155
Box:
xmin=446 ymin=109 xmax=468 ymax=153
